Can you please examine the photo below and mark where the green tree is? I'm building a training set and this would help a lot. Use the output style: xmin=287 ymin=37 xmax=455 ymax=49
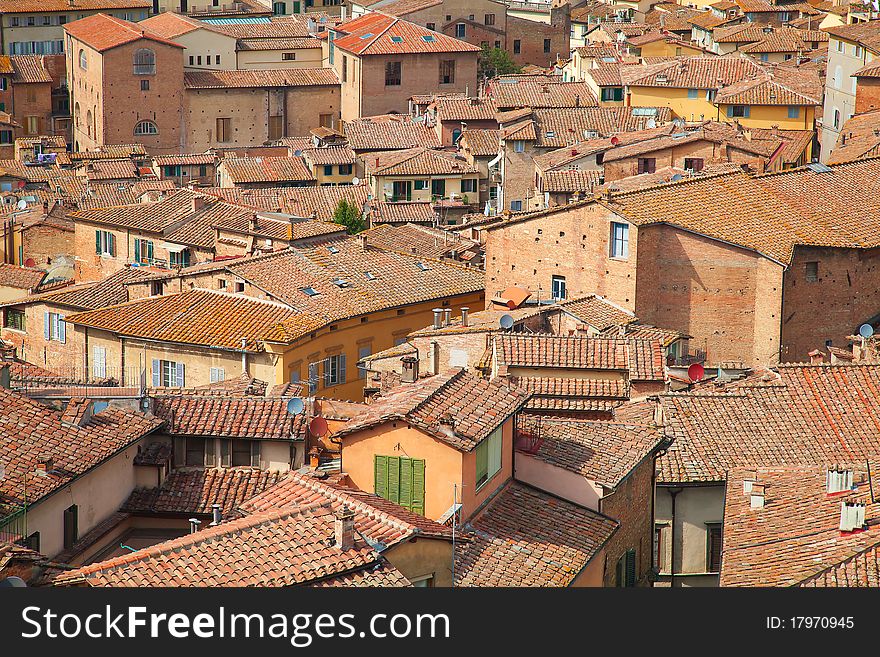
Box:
xmin=479 ymin=46 xmax=522 ymax=80
xmin=332 ymin=198 xmax=366 ymax=234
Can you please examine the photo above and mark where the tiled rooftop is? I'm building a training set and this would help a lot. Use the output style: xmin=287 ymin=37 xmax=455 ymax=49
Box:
xmin=220 ymin=156 xmax=316 ymax=184
xmin=0 ymin=263 xmax=46 ymax=291
xmin=365 ymin=147 xmax=478 ymax=177
xmin=152 ymin=395 xmax=308 ymax=440
xmin=344 ymin=114 xmax=442 ymax=151
xmin=64 ymin=13 xmax=184 ymax=52
xmin=184 ymin=68 xmax=338 ymax=89
xmin=332 ymin=13 xmax=480 ymax=56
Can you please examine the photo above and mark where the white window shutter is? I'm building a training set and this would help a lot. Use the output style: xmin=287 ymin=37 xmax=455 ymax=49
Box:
xmin=176 ymin=362 xmax=185 ymax=387
xmin=58 ymin=315 xmax=66 ymax=344
xmin=43 ymin=312 xmax=50 ymax=340
xmin=151 ymin=359 xmax=160 ymax=387
xmin=339 ymin=354 xmax=346 ymax=384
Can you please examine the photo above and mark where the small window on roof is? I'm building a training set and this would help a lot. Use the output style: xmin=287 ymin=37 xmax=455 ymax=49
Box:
xmin=300 ymin=286 xmax=320 ymax=296
xmin=331 ymin=277 xmax=349 ymax=287
xmin=328 ymin=245 xmax=339 ymax=254
xmin=359 ymin=32 xmax=374 ymax=39
xmin=390 ymin=35 xmax=404 ymax=43
xmin=416 ymin=261 xmax=430 ymax=271
xmin=365 ymin=271 xmax=376 ymax=280
xmin=422 ymin=35 xmax=435 ymax=42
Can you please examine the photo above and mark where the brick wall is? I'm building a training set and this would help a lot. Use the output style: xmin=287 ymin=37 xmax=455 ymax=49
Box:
xmin=12 ymin=82 xmax=53 ymax=140
xmin=21 ymin=223 xmax=73 ymax=268
xmin=855 ymin=77 xmax=880 ymax=115
xmin=599 ymin=456 xmax=655 ymax=586
xmin=781 ymin=245 xmax=880 ymax=361
xmin=603 ymin=140 xmax=750 ymax=181
xmin=506 ymin=9 xmax=570 ymax=68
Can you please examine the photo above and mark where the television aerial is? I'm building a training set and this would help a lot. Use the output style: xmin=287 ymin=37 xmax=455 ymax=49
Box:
xmin=286 ymin=397 xmax=305 ymax=415
xmin=499 ymin=314 xmax=514 ymax=330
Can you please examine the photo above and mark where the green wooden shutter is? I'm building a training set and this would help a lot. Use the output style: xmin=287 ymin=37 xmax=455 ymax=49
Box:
xmin=134 ymin=238 xmax=141 ymax=262
xmin=399 ymin=457 xmax=413 ymax=511
xmin=411 ymin=459 xmax=425 ymax=516
xmin=387 ymin=456 xmax=400 ymax=504
xmin=476 ymin=441 xmax=488 ymax=486
xmin=95 ymin=230 xmax=101 ymax=254
xmin=374 ymin=455 xmax=388 ymax=498
xmin=625 ymin=549 xmax=637 ymax=587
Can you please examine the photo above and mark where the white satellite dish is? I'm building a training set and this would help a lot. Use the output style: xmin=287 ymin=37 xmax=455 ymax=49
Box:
xmin=499 ymin=314 xmax=514 ymax=330
xmin=16 ymin=200 xmax=27 ymax=211
xmin=287 ymin=397 xmax=305 ymax=415
xmin=859 ymin=323 xmax=875 ymax=338
xmin=351 ymin=177 xmax=360 ymax=185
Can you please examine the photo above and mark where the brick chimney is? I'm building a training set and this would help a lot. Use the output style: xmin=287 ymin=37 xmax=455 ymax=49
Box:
xmin=401 ymin=355 xmax=418 ymax=383
xmin=192 ymin=195 xmax=206 ymax=213
xmin=334 ymin=505 xmax=356 ymax=551
xmin=34 ymin=454 xmax=53 ymax=475
xmin=808 ymin=349 xmax=824 ymax=364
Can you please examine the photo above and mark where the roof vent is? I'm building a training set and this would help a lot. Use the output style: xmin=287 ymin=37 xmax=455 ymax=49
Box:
xmin=827 ymin=468 xmax=854 ymax=494
xmin=840 ymin=502 xmax=866 ymax=532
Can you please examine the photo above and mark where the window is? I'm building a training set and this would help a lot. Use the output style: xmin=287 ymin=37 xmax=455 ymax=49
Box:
xmin=323 ymin=164 xmax=334 ymax=177
xmin=339 ymin=163 xmax=352 ymax=176
xmin=79 ymin=49 xmax=87 ymax=70
xmin=706 ymin=524 xmax=722 ymax=573
xmin=439 ymin=59 xmax=455 ymax=84
xmin=152 ymin=359 xmax=184 ymax=387
xmin=475 ymin=426 xmax=502 ymax=489
xmin=4 ymin=308 xmax=24 ymax=332
xmin=133 ymin=48 xmax=156 ymax=75
xmin=199 ymin=165 xmax=207 ymax=177
xmin=787 ymin=105 xmax=799 ymax=119
xmin=513 ymin=140 xmax=525 ymax=153
xmin=169 ymin=249 xmax=190 ymax=268
xmin=385 ymin=61 xmax=401 ymax=86
xmin=92 ymin=346 xmax=107 ymax=378
xmin=856 ymin=45 xmax=864 ymax=57
xmin=63 ymin=505 xmax=78 ymax=551
xmin=43 ymin=312 xmax=66 ymax=343
xmin=455 ymin=23 xmax=466 ymax=38
xmin=150 ymin=281 xmax=163 ymax=296
xmin=551 ymin=275 xmax=566 ymax=300
xmin=324 ymin=353 xmax=346 ymax=387
xmin=341 ymin=54 xmax=347 ymax=82
xmin=495 ymin=40 xmax=500 ymax=49
xmin=485 ymin=13 xmax=495 ymax=25
xmin=177 ymin=437 xmax=205 ymax=467
xmin=410 ymin=575 xmax=434 ymax=587
xmin=684 ymin=157 xmax=704 ymax=172
xmin=95 ymin=229 xmax=115 ymax=256
xmin=268 ymin=115 xmax=283 ymax=140
xmin=654 ymin=525 xmax=666 ymax=572
xmin=726 ymin=105 xmax=750 ymax=118
xmin=616 ymin=549 xmax=637 ymax=586
xmin=134 ymin=120 xmax=158 ymax=136
xmin=687 ymin=88 xmax=698 ymax=99
xmin=461 ymin=178 xmax=476 ymax=193
xmin=133 ymin=238 xmax=154 ymax=264
xmin=610 ymin=221 xmax=629 ymax=259
xmin=833 ymin=109 xmax=841 ymax=129
xmin=141 ymin=79 xmax=150 ymax=91
xmin=510 ymin=200 xmax=522 ymax=211
xmin=189 ymin=56 xmax=194 ymax=66
xmin=229 ymin=439 xmax=259 ymax=467
xmin=0 ymin=130 xmax=11 ymax=145
xmin=431 ymin=178 xmax=445 ymax=197
xmin=426 ymin=22 xmax=435 ymax=31
xmin=215 ymin=54 xmax=220 ymax=64
xmin=543 ymin=38 xmax=551 ymax=54
xmin=637 ymin=157 xmax=656 ymax=174
xmin=25 ymin=116 xmax=38 ymax=135
xmin=414 ymin=179 xmax=427 ymax=190
xmin=216 ymin=117 xmax=231 ymax=142
xmin=374 ymin=455 xmax=426 ymax=515
xmin=513 ymin=40 xmax=521 ymax=54
xmin=805 ymin=261 xmax=819 ymax=282
xmin=164 ymin=165 xmax=181 ymax=177
xmin=759 ymin=53 xmax=769 ymax=62
xmin=601 ymin=87 xmax=624 ymax=102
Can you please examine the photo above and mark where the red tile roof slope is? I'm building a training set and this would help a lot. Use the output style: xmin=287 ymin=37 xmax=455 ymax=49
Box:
xmin=64 ymin=13 xmax=184 ymax=52
xmin=333 ymin=13 xmax=480 ymax=56
xmin=152 ymin=395 xmax=308 ymax=439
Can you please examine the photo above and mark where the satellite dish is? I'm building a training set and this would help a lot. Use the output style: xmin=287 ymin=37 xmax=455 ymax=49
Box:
xmin=499 ymin=314 xmax=514 ymax=330
xmin=859 ymin=323 xmax=875 ymax=338
xmin=0 ymin=576 xmax=27 ymax=588
xmin=24 ymin=258 xmax=35 ymax=268
xmin=687 ymin=363 xmax=705 ymax=383
xmin=671 ymin=174 xmax=683 ymax=181
xmin=16 ymin=199 xmax=26 ymax=210
xmin=610 ymin=136 xmax=620 ymax=146
xmin=351 ymin=176 xmax=360 ymax=185
xmin=309 ymin=416 xmax=328 ymax=438
xmin=286 ymin=397 xmax=305 ymax=415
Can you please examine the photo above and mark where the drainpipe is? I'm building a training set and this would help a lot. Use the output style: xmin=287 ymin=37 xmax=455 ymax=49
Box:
xmin=241 ymin=337 xmax=247 ymax=374
xmin=667 ymin=486 xmax=682 ymax=588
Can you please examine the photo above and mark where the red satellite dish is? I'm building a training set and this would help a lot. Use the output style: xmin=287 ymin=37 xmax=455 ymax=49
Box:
xmin=24 ymin=258 xmax=35 ymax=268
xmin=687 ymin=363 xmax=705 ymax=383
xmin=610 ymin=136 xmax=620 ymax=146
xmin=309 ymin=416 xmax=328 ymax=438
xmin=16 ymin=181 xmax=25 ymax=189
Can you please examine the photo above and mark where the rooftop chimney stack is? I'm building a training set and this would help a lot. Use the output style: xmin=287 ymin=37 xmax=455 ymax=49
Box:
xmin=189 ymin=518 xmax=201 ymax=534
xmin=359 ymin=233 xmax=367 ymax=251
xmin=461 ymin=307 xmax=469 ymax=327
xmin=210 ymin=504 xmax=222 ymax=526
xmin=192 ymin=196 xmax=205 ymax=213
xmin=808 ymin=349 xmax=824 ymax=364
xmin=35 ymin=455 xmax=53 ymax=475
xmin=443 ymin=308 xmax=451 ymax=326
xmin=432 ymin=308 xmax=443 ymax=329
xmin=334 ymin=505 xmax=356 ymax=551
xmin=401 ymin=355 xmax=419 ymax=383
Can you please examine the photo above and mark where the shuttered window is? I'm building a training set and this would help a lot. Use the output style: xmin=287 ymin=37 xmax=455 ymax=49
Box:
xmin=63 ymin=505 xmax=78 ymax=551
xmin=152 ymin=358 xmax=184 ymax=387
xmin=706 ymin=524 xmax=722 ymax=572
xmin=324 ymin=353 xmax=346 ymax=387
xmin=374 ymin=455 xmax=426 ymax=515
xmin=44 ymin=312 xmax=65 ymax=343
xmin=133 ymin=238 xmax=154 ymax=264
xmin=92 ymin=346 xmax=107 ymax=378
xmin=616 ymin=549 xmax=637 ymax=586
xmin=475 ymin=426 xmax=503 ymax=489
xmin=95 ymin=230 xmax=115 ymax=256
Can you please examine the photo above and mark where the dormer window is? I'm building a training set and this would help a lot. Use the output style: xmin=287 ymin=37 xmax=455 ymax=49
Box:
xmin=300 ymin=286 xmax=319 ymax=296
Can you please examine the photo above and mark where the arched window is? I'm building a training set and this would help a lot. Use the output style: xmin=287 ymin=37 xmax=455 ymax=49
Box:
xmin=86 ymin=110 xmax=92 ymax=137
xmin=74 ymin=102 xmax=80 ymax=127
xmin=133 ymin=48 xmax=156 ymax=75
xmin=134 ymin=120 xmax=158 ymax=136
xmin=834 ymin=65 xmax=843 ymax=89
xmin=79 ymin=49 xmax=87 ymax=70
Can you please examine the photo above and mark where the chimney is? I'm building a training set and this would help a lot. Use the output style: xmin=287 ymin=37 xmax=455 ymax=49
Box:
xmin=401 ymin=355 xmax=419 ymax=383
xmin=192 ymin=196 xmax=205 ymax=213
xmin=334 ymin=505 xmax=356 ymax=551
xmin=34 ymin=455 xmax=53 ymax=475
xmin=210 ymin=503 xmax=222 ymax=526
xmin=249 ymin=216 xmax=258 ymax=232
xmin=443 ymin=308 xmax=452 ymax=326
xmin=61 ymin=398 xmax=94 ymax=428
xmin=429 ymin=340 xmax=440 ymax=375
xmin=461 ymin=307 xmax=469 ymax=327
xmin=808 ymin=349 xmax=824 ymax=364
xmin=358 ymin=233 xmax=367 ymax=251
xmin=432 ymin=308 xmax=443 ymax=329
xmin=750 ymin=483 xmax=765 ymax=509
xmin=189 ymin=517 xmax=201 ymax=533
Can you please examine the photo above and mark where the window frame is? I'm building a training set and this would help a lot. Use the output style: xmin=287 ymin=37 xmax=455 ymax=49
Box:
xmin=706 ymin=523 xmax=723 ymax=573
xmin=384 ymin=60 xmax=402 ymax=86
xmin=609 ymin=221 xmax=630 ymax=259
xmin=475 ymin=426 xmax=503 ymax=490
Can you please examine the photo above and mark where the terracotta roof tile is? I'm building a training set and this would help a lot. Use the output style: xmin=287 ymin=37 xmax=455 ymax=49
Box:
xmin=64 ymin=13 xmax=184 ymax=52
xmin=458 ymin=129 xmax=500 ymax=156
xmin=372 ymin=200 xmax=436 ymax=224
xmin=0 ymin=0 xmax=149 ymax=11
xmin=487 ymin=76 xmax=598 ymax=109
xmin=344 ymin=114 xmax=442 ymax=151
xmin=152 ymin=395 xmax=307 ymax=440
xmin=558 ymin=294 xmax=636 ymax=330
xmin=10 ymin=56 xmax=52 ymax=84
xmin=362 ymin=222 xmax=480 ymax=260
xmin=184 ymin=67 xmax=338 ymax=89
xmin=332 ymin=13 xmax=480 ymax=56
xmin=220 ymin=156 xmax=316 ymax=184
xmin=454 ymin=481 xmax=618 ymax=586
xmin=365 ymin=147 xmax=478 ymax=176
xmin=0 ymin=263 xmax=45 ymax=291
xmin=202 ymin=184 xmax=370 ymax=220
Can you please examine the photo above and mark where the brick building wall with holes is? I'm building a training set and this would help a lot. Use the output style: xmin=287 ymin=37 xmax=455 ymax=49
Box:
xmin=484 ymin=202 xmax=639 ymax=308
xmin=20 ymin=221 xmax=73 ymax=268
xmin=599 ymin=455 xmax=656 ymax=587
xmin=634 ymin=223 xmax=783 ymax=368
xmin=66 ymin=32 xmax=185 ymax=154
xmin=499 ymin=138 xmax=539 ymax=212
xmin=506 ymin=10 xmax=570 ymax=68
xmin=780 ymin=245 xmax=880 ymax=361
xmin=854 ymin=77 xmax=880 ymax=114
xmin=12 ymin=80 xmax=53 ymax=141
xmin=602 ymin=140 xmax=747 ymax=181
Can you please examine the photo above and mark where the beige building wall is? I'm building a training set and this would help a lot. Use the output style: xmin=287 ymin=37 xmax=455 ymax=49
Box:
xmin=173 ymin=29 xmax=238 ymax=70
xmin=384 ymin=538 xmax=454 ymax=587
xmin=237 ymin=47 xmax=323 ymax=70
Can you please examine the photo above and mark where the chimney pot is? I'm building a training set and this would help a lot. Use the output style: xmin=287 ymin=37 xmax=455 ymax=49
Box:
xmin=460 ymin=306 xmax=469 ymax=327
xmin=443 ymin=308 xmax=452 ymax=326
xmin=210 ymin=503 xmax=222 ymax=526
xmin=401 ymin=355 xmax=419 ymax=382
xmin=189 ymin=517 xmax=201 ymax=533
xmin=334 ymin=505 xmax=356 ymax=551
xmin=35 ymin=455 xmax=53 ymax=474
xmin=432 ymin=308 xmax=443 ymax=329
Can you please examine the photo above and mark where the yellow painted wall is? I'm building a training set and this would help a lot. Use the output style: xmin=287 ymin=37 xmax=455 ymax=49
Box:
xmin=716 ymin=103 xmax=816 ymax=131
xmin=628 ymin=86 xmax=715 ymax=122
xmin=371 ymin=174 xmax=480 ymax=204
xmin=384 ymin=538 xmax=454 ymax=587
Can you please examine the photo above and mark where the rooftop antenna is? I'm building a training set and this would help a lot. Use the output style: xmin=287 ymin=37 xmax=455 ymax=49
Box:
xmin=687 ymin=362 xmax=705 ymax=383
xmin=286 ymin=397 xmax=305 ymax=415
xmin=499 ymin=314 xmax=514 ymax=330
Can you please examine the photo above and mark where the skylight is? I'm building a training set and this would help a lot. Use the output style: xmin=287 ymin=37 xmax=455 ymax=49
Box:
xmin=328 ymin=245 xmax=339 ymax=254
xmin=300 ymin=286 xmax=319 ymax=296
xmin=390 ymin=35 xmax=404 ymax=43
xmin=416 ymin=262 xmax=430 ymax=271
xmin=331 ymin=278 xmax=349 ymax=288
xmin=365 ymin=271 xmax=376 ymax=280
xmin=359 ymin=32 xmax=374 ymax=39
xmin=422 ymin=35 xmax=435 ymax=42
